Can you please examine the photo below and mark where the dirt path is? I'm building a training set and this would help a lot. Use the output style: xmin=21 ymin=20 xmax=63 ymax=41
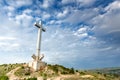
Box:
xmin=47 ymin=74 xmax=94 ymax=80
xmin=6 ymin=67 xmax=20 ymax=80
xmin=47 ymin=75 xmax=75 ymax=80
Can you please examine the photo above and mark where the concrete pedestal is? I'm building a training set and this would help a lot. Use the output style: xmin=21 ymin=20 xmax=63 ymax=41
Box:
xmin=29 ymin=60 xmax=46 ymax=71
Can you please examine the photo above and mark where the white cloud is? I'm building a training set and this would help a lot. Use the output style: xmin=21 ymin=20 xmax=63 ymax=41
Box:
xmin=39 ymin=25 xmax=99 ymax=65
xmin=42 ymin=0 xmax=54 ymax=8
xmin=48 ymin=20 xmax=56 ymax=25
xmin=15 ymin=13 xmax=33 ymax=26
xmin=6 ymin=0 xmax=33 ymax=8
xmin=42 ymin=13 xmax=51 ymax=20
xmin=0 ymin=36 xmax=16 ymax=40
xmin=75 ymin=33 xmax=88 ymax=38
xmin=23 ymin=9 xmax=32 ymax=14
xmin=98 ymin=46 xmax=113 ymax=51
xmin=64 ymin=8 xmax=99 ymax=24
xmin=7 ymin=12 xmax=12 ymax=17
xmin=0 ymin=11 xmax=35 ymax=57
xmin=2 ymin=6 xmax=16 ymax=18
xmin=47 ymin=20 xmax=63 ymax=25
xmin=4 ymin=6 xmax=15 ymax=11
xmin=62 ymin=0 xmax=96 ymax=6
xmin=11 ymin=43 xmax=20 ymax=47
xmin=0 ymin=54 xmax=29 ymax=64
xmin=42 ymin=0 xmax=49 ymax=8
xmin=78 ymin=0 xmax=96 ymax=5
xmin=0 ymin=42 xmax=20 ymax=52
xmin=74 ymin=27 xmax=88 ymax=38
xmin=105 ymin=0 xmax=120 ymax=11
xmin=62 ymin=0 xmax=73 ymax=4
xmin=57 ymin=9 xmax=68 ymax=18
xmin=91 ymin=1 xmax=120 ymax=36
xmin=77 ymin=27 xmax=87 ymax=34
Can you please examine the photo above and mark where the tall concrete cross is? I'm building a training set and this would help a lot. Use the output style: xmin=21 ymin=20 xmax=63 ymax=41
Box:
xmin=34 ymin=21 xmax=46 ymax=61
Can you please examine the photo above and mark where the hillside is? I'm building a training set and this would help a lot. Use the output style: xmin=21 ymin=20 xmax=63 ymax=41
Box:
xmin=0 ymin=63 xmax=120 ymax=80
xmin=89 ymin=67 xmax=120 ymax=77
xmin=0 ymin=63 xmax=22 ymax=76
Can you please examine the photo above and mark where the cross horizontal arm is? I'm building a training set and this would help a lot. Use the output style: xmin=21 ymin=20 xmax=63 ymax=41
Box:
xmin=35 ymin=22 xmax=46 ymax=32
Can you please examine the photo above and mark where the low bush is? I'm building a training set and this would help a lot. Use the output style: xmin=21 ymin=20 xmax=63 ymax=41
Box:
xmin=27 ymin=77 xmax=37 ymax=80
xmin=0 ymin=75 xmax=9 ymax=80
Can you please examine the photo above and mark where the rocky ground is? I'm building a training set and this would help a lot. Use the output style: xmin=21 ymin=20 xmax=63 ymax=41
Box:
xmin=0 ymin=63 xmax=119 ymax=80
xmin=6 ymin=66 xmax=95 ymax=80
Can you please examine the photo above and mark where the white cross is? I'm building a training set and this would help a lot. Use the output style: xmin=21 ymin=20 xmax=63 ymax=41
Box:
xmin=34 ymin=21 xmax=46 ymax=61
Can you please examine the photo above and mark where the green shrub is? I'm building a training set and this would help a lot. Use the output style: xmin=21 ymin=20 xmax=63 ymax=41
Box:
xmin=27 ymin=77 xmax=37 ymax=80
xmin=15 ymin=66 xmax=30 ymax=76
xmin=79 ymin=71 xmax=86 ymax=75
xmin=42 ymin=73 xmax=47 ymax=80
xmin=76 ymin=70 xmax=78 ymax=72
xmin=25 ymin=72 xmax=30 ymax=75
xmin=21 ymin=66 xmax=24 ymax=69
xmin=69 ymin=68 xmax=74 ymax=74
xmin=0 ymin=75 xmax=9 ymax=80
xmin=61 ymin=71 xmax=68 ymax=74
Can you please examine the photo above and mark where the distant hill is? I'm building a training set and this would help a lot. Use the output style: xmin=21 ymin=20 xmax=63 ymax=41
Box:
xmin=0 ymin=63 xmax=120 ymax=80
xmin=89 ymin=67 xmax=120 ymax=77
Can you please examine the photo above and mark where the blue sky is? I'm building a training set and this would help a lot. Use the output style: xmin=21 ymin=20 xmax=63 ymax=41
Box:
xmin=0 ymin=0 xmax=120 ymax=69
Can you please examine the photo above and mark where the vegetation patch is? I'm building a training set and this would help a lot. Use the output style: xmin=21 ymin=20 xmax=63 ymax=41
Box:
xmin=15 ymin=65 xmax=31 ymax=76
xmin=27 ymin=77 xmax=37 ymax=80
xmin=0 ymin=75 xmax=9 ymax=80
xmin=48 ymin=64 xmax=75 ymax=75
xmin=0 ymin=63 xmax=120 ymax=80
xmin=0 ymin=63 xmax=22 ymax=75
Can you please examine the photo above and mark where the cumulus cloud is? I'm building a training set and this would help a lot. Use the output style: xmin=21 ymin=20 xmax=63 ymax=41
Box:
xmin=41 ymin=26 xmax=98 ymax=66
xmin=23 ymin=9 xmax=32 ymax=14
xmin=91 ymin=1 xmax=120 ymax=35
xmin=62 ymin=0 xmax=96 ymax=6
xmin=14 ymin=13 xmax=33 ymax=27
xmin=57 ymin=9 xmax=68 ymax=19
xmin=42 ymin=0 xmax=54 ymax=8
xmin=85 ymin=0 xmax=120 ymax=52
xmin=105 ymin=0 xmax=120 ymax=11
xmin=77 ymin=0 xmax=96 ymax=6
xmin=42 ymin=12 xmax=51 ymax=20
xmin=5 ymin=0 xmax=33 ymax=8
xmin=64 ymin=8 xmax=99 ymax=24
xmin=74 ymin=27 xmax=88 ymax=38
xmin=0 ymin=10 xmax=36 ymax=63
xmin=0 ymin=36 xmax=16 ymax=40
xmin=4 ymin=6 xmax=15 ymax=11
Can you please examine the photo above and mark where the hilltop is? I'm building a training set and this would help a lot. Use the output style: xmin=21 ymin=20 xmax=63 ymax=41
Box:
xmin=0 ymin=63 xmax=120 ymax=80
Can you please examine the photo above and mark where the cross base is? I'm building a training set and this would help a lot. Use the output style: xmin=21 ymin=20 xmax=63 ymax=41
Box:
xmin=29 ymin=60 xmax=46 ymax=71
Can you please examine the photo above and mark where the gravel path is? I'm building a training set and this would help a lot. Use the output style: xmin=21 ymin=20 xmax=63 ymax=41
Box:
xmin=6 ymin=67 xmax=20 ymax=80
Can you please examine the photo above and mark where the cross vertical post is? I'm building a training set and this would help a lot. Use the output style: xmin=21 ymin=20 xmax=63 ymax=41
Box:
xmin=35 ymin=21 xmax=46 ymax=61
